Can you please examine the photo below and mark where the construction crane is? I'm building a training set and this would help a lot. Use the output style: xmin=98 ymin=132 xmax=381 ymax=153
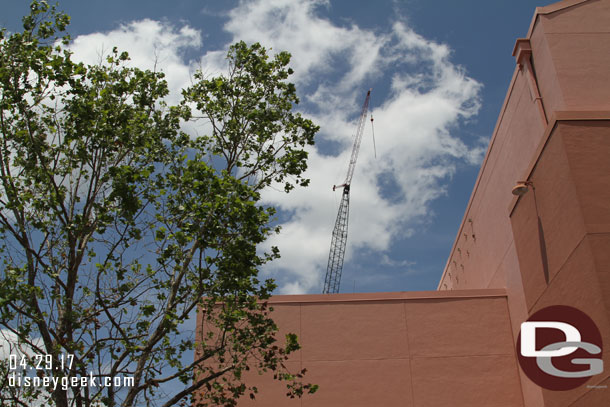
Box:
xmin=323 ymin=89 xmax=372 ymax=294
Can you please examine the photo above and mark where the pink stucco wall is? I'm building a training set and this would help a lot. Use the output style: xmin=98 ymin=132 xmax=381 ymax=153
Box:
xmin=236 ymin=290 xmax=522 ymax=407
xmin=437 ymin=1 xmax=610 ymax=405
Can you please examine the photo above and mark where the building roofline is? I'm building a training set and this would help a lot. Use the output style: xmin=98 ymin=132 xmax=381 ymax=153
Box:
xmin=268 ymin=289 xmax=507 ymax=305
xmin=527 ymin=0 xmax=591 ymax=38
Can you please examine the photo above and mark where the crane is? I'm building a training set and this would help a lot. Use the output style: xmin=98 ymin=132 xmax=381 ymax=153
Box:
xmin=323 ymin=89 xmax=372 ymax=294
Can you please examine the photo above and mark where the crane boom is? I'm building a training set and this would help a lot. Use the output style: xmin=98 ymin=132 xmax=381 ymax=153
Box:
xmin=344 ymin=89 xmax=372 ymax=187
xmin=323 ymin=89 xmax=371 ymax=294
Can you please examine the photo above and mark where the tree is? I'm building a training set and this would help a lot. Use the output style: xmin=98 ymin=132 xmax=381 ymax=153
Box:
xmin=0 ymin=2 xmax=318 ymax=406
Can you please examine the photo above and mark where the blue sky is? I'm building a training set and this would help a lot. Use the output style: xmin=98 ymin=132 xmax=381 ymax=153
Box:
xmin=1 ymin=0 xmax=549 ymax=294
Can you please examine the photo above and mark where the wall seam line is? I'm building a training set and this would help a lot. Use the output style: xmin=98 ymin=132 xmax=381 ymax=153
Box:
xmin=527 ymin=231 xmax=588 ymax=312
xmin=403 ymin=302 xmax=416 ymax=407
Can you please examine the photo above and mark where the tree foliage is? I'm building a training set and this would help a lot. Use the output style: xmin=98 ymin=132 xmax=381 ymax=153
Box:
xmin=0 ymin=2 xmax=318 ymax=406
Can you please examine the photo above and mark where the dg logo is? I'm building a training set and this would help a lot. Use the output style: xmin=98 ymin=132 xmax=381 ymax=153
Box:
xmin=516 ymin=305 xmax=604 ymax=391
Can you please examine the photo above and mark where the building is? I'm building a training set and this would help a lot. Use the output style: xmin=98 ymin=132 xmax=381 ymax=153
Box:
xmin=197 ymin=0 xmax=610 ymax=405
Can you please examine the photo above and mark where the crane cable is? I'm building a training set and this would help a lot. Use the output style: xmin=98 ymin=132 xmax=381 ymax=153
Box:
xmin=371 ymin=114 xmax=377 ymax=159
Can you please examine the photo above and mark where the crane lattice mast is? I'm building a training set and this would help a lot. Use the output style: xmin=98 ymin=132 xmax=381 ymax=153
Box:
xmin=323 ymin=89 xmax=371 ymax=294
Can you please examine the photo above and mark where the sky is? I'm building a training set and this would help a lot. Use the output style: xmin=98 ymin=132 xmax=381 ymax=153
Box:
xmin=1 ymin=0 xmax=552 ymax=295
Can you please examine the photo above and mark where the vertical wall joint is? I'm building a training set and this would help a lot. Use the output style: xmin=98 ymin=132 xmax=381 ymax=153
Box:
xmin=513 ymin=38 xmax=548 ymax=126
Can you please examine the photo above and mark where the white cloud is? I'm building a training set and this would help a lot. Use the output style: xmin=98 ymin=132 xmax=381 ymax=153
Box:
xmin=0 ymin=329 xmax=42 ymax=360
xmin=226 ymin=0 xmax=482 ymax=293
xmin=226 ymin=0 xmax=384 ymax=91
xmin=65 ymin=0 xmax=483 ymax=295
xmin=380 ymin=254 xmax=416 ymax=268
xmin=68 ymin=19 xmax=203 ymax=104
